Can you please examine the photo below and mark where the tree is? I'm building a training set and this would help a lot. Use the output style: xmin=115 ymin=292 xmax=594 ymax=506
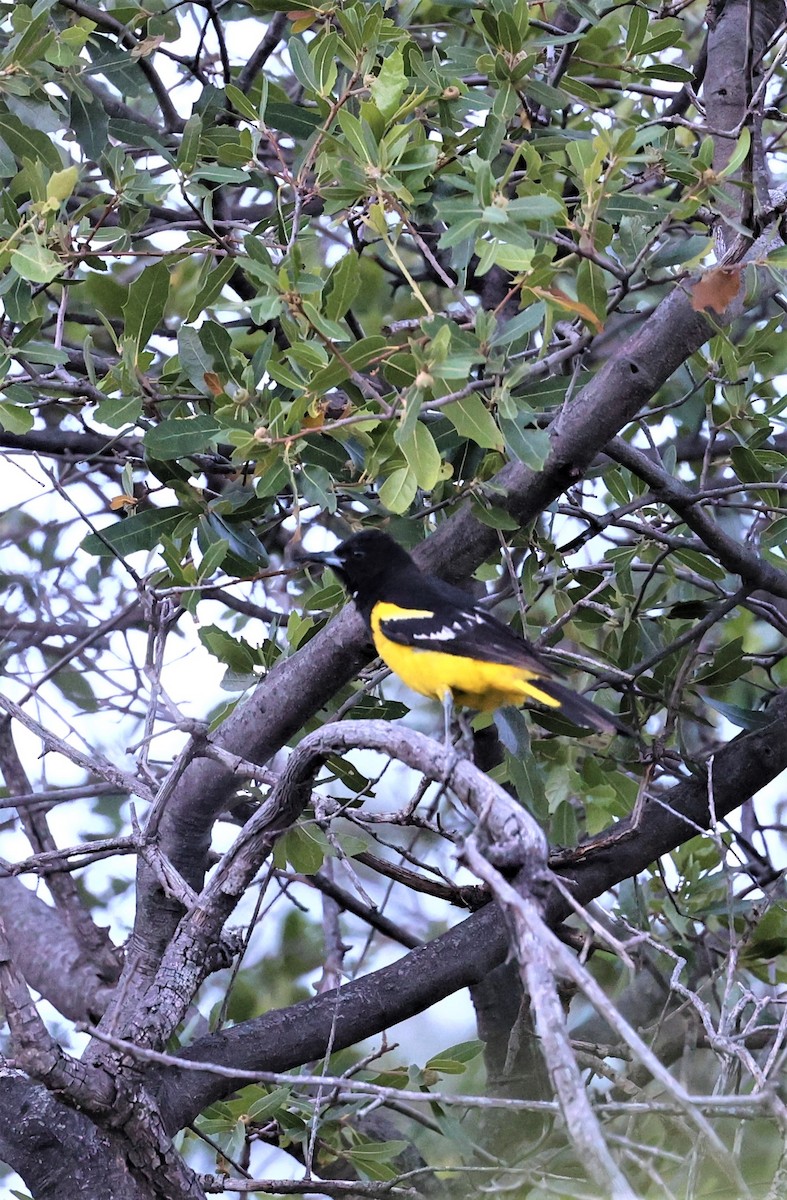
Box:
xmin=1 ymin=0 xmax=787 ymax=1196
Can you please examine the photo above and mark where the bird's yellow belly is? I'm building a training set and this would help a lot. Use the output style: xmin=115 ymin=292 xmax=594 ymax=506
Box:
xmin=370 ymin=603 xmax=560 ymax=712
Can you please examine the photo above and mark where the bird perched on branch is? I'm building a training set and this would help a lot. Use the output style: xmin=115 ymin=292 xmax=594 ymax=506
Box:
xmin=299 ymin=529 xmax=630 ymax=745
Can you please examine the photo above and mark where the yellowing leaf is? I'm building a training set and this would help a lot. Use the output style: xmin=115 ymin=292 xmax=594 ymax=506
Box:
xmin=46 ymin=166 xmax=79 ymax=205
xmin=131 ymin=35 xmax=165 ymax=59
xmin=531 ymin=286 xmax=604 ymax=332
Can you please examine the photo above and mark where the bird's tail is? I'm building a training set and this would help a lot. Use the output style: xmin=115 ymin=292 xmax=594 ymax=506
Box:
xmin=527 ymin=677 xmax=631 ymax=736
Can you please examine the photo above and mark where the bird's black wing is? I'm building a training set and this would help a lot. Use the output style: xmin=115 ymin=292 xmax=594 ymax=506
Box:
xmin=377 ymin=587 xmax=549 ymax=673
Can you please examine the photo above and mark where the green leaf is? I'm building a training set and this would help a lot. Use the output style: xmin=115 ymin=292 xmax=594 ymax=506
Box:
xmin=426 ymin=1040 xmax=484 ymax=1068
xmin=80 ymin=506 xmax=186 ymax=558
xmin=490 ymin=302 xmax=544 ymax=347
xmin=0 ymin=400 xmax=33 ymax=433
xmin=337 ymin=108 xmax=375 ymax=163
xmin=123 ymin=260 xmax=170 ymax=356
xmin=312 ymin=30 xmax=338 ymax=97
xmin=288 ymin=36 xmax=318 ymax=93
xmin=10 ymin=238 xmax=63 ymax=284
xmin=346 ymin=1139 xmax=408 ymax=1163
xmin=206 ymin=512 xmax=269 ymax=567
xmin=379 ymin=465 xmax=417 ymax=513
xmin=577 ymin=258 xmax=607 ymax=325
xmin=178 ymin=325 xmax=214 ymax=393
xmin=397 ymin=420 xmax=441 ymax=490
xmin=225 ymin=84 xmax=259 ymax=123
xmin=0 ymin=111 xmax=61 ymax=171
xmin=495 ymin=707 xmax=548 ymax=818
xmin=186 ymin=256 xmax=236 ymax=322
xmin=693 ymin=636 xmax=746 ymax=686
xmin=506 ymin=194 xmax=565 ymax=221
xmin=443 ymin=394 xmax=502 ymax=449
xmin=370 ymin=46 xmax=407 ymax=121
xmin=719 ymin=127 xmax=751 ymax=178
xmin=245 ymin=1087 xmax=293 ymax=1122
xmin=672 ymin=548 xmax=726 ymax=582
xmin=499 ymin=419 xmax=550 ymax=470
xmin=299 ymin=462 xmax=336 ymax=512
xmin=177 ymin=114 xmax=202 ymax=174
xmin=702 ymin=698 xmax=773 ymax=730
xmin=626 ymin=4 xmax=648 ymax=54
xmin=307 ymin=335 xmax=387 ymax=393
xmin=200 ymin=320 xmax=237 ymax=383
xmin=275 ymin=823 xmax=329 ymax=874
xmin=325 ymin=252 xmax=361 ymax=322
xmin=647 ymin=64 xmax=693 ymax=82
xmin=197 ymin=536 xmax=229 ymax=581
xmin=469 ymin=497 xmax=519 ymax=530
xmin=143 ymin=415 xmax=220 ymax=460
xmin=2 ymin=9 xmax=52 ymax=70
xmin=264 ymin=101 xmax=322 ymax=138
xmin=199 ymin=625 xmax=259 ymax=672
xmin=94 ymin=394 xmax=142 ymax=429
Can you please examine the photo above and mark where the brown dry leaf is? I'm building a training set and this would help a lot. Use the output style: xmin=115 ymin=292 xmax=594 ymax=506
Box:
xmin=203 ymin=371 xmax=223 ymax=396
xmin=690 ymin=266 xmax=743 ymax=314
xmin=301 ymin=413 xmax=325 ymax=430
xmin=532 ymin=286 xmax=604 ymax=332
xmin=111 ymin=494 xmax=137 ymax=511
xmin=131 ymin=35 xmax=165 ymax=60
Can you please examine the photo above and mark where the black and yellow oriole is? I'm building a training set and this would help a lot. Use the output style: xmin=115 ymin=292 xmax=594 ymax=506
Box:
xmin=302 ymin=529 xmax=629 ymax=740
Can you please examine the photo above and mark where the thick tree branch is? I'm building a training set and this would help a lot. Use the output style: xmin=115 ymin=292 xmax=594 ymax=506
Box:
xmin=236 ymin=12 xmax=288 ymax=93
xmin=0 ymin=872 xmax=116 ymax=1022
xmin=152 ymin=692 xmax=787 ymax=1129
xmin=116 ymin=722 xmax=547 ymax=1052
xmin=0 ymin=1074 xmax=151 ymax=1200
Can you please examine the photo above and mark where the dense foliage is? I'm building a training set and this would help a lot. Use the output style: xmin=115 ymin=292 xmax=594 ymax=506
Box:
xmin=1 ymin=0 xmax=787 ymax=1197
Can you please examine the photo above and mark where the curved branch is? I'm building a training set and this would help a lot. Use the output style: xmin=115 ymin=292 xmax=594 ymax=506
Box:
xmin=121 ymin=721 xmax=547 ymax=1052
xmin=607 ymin=437 xmax=787 ymax=597
xmin=0 ymin=1074 xmax=151 ymax=1200
xmin=153 ymin=691 xmax=787 ymax=1130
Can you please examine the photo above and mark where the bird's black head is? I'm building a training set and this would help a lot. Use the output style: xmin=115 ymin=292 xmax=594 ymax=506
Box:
xmin=299 ymin=529 xmax=415 ymax=600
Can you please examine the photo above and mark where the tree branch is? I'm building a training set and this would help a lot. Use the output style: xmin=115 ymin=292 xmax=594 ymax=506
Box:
xmin=152 ymin=692 xmax=787 ymax=1130
xmin=607 ymin=437 xmax=787 ymax=597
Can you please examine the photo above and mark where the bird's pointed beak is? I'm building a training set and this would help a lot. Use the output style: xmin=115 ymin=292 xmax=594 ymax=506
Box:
xmin=293 ymin=546 xmax=343 ymax=570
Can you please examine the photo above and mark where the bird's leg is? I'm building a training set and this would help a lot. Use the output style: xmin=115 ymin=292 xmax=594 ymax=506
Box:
xmin=440 ymin=690 xmax=460 ymax=786
xmin=441 ymin=691 xmax=474 ymax=761
xmin=442 ymin=690 xmax=455 ymax=753
xmin=455 ymin=710 xmax=475 ymax=760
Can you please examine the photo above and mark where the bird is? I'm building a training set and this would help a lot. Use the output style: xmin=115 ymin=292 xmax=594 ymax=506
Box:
xmin=299 ymin=529 xmax=630 ymax=745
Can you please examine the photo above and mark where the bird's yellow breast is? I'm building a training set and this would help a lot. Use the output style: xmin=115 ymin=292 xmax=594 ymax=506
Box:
xmin=369 ymin=602 xmax=560 ymax=712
